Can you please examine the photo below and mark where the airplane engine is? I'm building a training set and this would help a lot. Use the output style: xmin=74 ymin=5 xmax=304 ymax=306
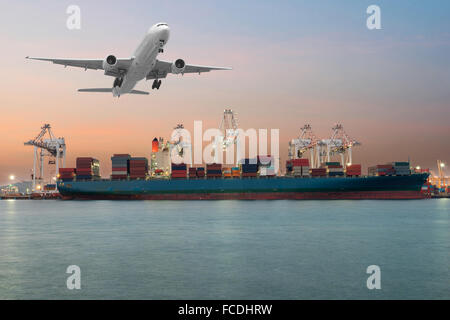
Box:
xmin=171 ymin=59 xmax=186 ymax=74
xmin=103 ymin=55 xmax=118 ymax=76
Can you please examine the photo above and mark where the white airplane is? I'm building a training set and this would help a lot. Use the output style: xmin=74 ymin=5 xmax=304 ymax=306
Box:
xmin=26 ymin=23 xmax=231 ymax=97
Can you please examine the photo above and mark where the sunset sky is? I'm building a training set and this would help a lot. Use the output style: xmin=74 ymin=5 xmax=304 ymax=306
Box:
xmin=0 ymin=0 xmax=449 ymax=184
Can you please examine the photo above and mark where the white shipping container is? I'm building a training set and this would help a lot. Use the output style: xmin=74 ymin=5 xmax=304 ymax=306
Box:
xmin=112 ymin=171 xmax=128 ymax=175
xmin=260 ymin=167 xmax=276 ymax=176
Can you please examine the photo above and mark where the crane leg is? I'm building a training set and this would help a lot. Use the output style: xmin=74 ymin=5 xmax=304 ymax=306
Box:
xmin=33 ymin=146 xmax=37 ymax=191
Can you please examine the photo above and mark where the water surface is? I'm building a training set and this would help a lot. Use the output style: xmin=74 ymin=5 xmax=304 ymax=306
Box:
xmin=0 ymin=199 xmax=448 ymax=299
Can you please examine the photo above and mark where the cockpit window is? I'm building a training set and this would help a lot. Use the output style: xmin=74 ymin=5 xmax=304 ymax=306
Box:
xmin=156 ymin=23 xmax=168 ymax=27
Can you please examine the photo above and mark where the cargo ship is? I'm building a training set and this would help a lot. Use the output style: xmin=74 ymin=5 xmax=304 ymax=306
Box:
xmin=57 ymin=173 xmax=429 ymax=200
xmin=56 ymin=154 xmax=429 ymax=200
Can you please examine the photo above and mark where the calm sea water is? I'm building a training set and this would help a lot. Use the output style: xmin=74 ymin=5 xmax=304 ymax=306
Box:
xmin=0 ymin=199 xmax=448 ymax=300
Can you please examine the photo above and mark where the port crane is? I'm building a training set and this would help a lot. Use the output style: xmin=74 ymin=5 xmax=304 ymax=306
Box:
xmin=436 ymin=160 xmax=447 ymax=189
xmin=170 ymin=124 xmax=191 ymax=163
xmin=24 ymin=124 xmax=66 ymax=191
xmin=318 ymin=124 xmax=360 ymax=166
xmin=214 ymin=109 xmax=240 ymax=164
xmin=288 ymin=124 xmax=319 ymax=168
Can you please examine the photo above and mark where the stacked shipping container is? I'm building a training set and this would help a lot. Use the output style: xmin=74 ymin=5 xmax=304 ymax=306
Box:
xmin=59 ymin=168 xmax=76 ymax=181
xmin=345 ymin=164 xmax=362 ymax=177
xmin=44 ymin=184 xmax=57 ymax=191
xmin=76 ymin=157 xmax=100 ymax=180
xmin=322 ymin=162 xmax=344 ymax=177
xmin=368 ymin=162 xmax=411 ymax=176
xmin=392 ymin=162 xmax=411 ymax=175
xmin=231 ymin=167 xmax=240 ymax=178
xmin=287 ymin=159 xmax=310 ymax=177
xmin=222 ymin=168 xmax=232 ymax=178
xmin=368 ymin=164 xmax=395 ymax=176
xmin=311 ymin=168 xmax=327 ymax=177
xmin=111 ymin=154 xmax=130 ymax=180
xmin=240 ymin=159 xmax=258 ymax=178
xmin=258 ymin=155 xmax=276 ymax=177
xmin=206 ymin=163 xmax=222 ymax=178
xmin=129 ymin=157 xmax=148 ymax=179
xmin=286 ymin=160 xmax=293 ymax=175
xmin=188 ymin=167 xmax=197 ymax=179
xmin=196 ymin=167 xmax=205 ymax=178
xmin=171 ymin=163 xmax=187 ymax=179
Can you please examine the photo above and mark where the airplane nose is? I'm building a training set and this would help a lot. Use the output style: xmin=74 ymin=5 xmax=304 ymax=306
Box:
xmin=160 ymin=26 xmax=170 ymax=41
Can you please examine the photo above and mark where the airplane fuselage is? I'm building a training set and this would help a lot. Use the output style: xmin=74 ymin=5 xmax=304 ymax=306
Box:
xmin=113 ymin=23 xmax=170 ymax=96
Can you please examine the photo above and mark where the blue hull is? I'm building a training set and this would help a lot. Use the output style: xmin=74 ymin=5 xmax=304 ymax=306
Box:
xmin=57 ymin=174 xmax=429 ymax=200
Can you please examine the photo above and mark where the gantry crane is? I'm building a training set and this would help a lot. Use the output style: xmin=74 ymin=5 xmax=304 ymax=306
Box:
xmin=288 ymin=124 xmax=319 ymax=168
xmin=214 ymin=109 xmax=240 ymax=164
xmin=24 ymin=124 xmax=66 ymax=191
xmin=318 ymin=124 xmax=360 ymax=166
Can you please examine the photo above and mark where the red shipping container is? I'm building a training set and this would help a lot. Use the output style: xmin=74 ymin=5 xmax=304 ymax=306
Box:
xmin=376 ymin=164 xmax=393 ymax=169
xmin=292 ymin=159 xmax=309 ymax=166
xmin=311 ymin=168 xmax=327 ymax=176
xmin=76 ymin=170 xmax=92 ymax=174
xmin=206 ymin=163 xmax=222 ymax=168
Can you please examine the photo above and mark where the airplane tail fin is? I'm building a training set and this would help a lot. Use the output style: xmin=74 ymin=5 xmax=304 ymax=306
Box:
xmin=77 ymin=88 xmax=149 ymax=95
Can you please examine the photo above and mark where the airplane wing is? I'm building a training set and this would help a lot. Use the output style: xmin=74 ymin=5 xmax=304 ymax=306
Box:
xmin=146 ymin=59 xmax=231 ymax=80
xmin=26 ymin=56 xmax=133 ymax=74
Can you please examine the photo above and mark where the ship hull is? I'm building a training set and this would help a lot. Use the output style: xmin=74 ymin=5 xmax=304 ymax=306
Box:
xmin=60 ymin=190 xmax=424 ymax=200
xmin=57 ymin=174 xmax=429 ymax=200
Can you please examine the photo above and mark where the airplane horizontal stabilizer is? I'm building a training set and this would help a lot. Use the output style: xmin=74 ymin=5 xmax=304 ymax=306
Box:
xmin=77 ymin=88 xmax=149 ymax=95
xmin=129 ymin=90 xmax=149 ymax=95
xmin=78 ymin=88 xmax=112 ymax=93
